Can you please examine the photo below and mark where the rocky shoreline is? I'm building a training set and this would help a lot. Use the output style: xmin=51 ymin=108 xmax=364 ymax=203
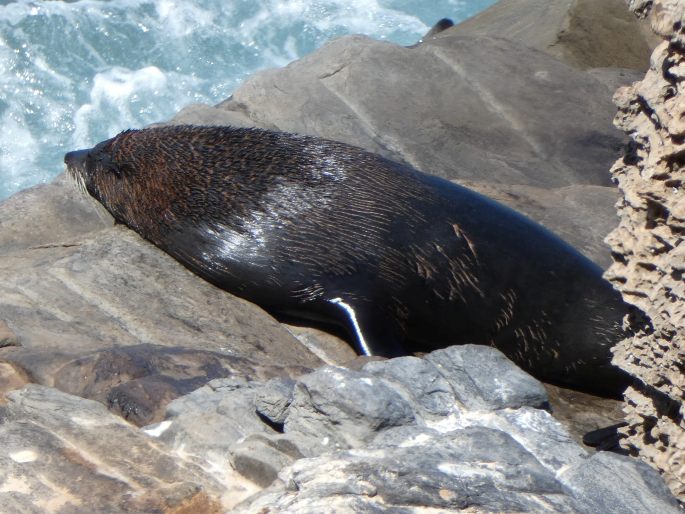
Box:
xmin=0 ymin=0 xmax=682 ymax=512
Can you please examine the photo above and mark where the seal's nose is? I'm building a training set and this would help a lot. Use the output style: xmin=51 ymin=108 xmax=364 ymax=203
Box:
xmin=64 ymin=149 xmax=89 ymax=168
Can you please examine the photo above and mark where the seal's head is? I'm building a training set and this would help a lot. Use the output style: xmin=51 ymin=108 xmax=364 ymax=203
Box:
xmin=64 ymin=126 xmax=280 ymax=242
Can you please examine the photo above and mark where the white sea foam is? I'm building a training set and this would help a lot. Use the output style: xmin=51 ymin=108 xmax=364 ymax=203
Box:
xmin=0 ymin=0 xmax=495 ymax=200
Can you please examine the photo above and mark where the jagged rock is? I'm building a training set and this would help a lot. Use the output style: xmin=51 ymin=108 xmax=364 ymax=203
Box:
xmin=234 ymin=427 xmax=578 ymax=513
xmin=229 ymin=434 xmax=304 ymax=488
xmin=603 ymin=0 xmax=685 ymax=500
xmin=143 ymin=378 xmax=277 ymax=469
xmin=254 ymin=377 xmax=297 ymax=426
xmin=42 ymin=345 xmax=305 ymax=426
xmin=362 ymin=355 xmax=455 ymax=418
xmin=0 ymin=384 xmax=254 ymax=513
xmin=456 ymin=406 xmax=588 ymax=474
xmin=425 ymin=345 xmax=549 ymax=411
xmin=283 ymin=366 xmax=416 ymax=453
xmin=447 ymin=0 xmax=659 ymax=70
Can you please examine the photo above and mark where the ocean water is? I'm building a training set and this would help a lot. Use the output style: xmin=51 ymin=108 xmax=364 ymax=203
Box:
xmin=0 ymin=0 xmax=496 ymax=200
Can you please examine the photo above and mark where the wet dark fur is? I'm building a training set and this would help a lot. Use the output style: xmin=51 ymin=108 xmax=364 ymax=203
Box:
xmin=65 ymin=125 xmax=631 ymax=397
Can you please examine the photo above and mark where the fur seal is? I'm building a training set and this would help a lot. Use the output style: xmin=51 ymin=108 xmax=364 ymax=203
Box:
xmin=64 ymin=125 xmax=631 ymax=397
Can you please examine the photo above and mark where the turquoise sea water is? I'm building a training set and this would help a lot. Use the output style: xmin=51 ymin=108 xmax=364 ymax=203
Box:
xmin=0 ymin=0 xmax=497 ymax=200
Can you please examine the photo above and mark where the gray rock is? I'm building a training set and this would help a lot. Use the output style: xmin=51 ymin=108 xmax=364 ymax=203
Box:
xmin=0 ymin=384 xmax=244 ymax=513
xmin=446 ymin=0 xmax=658 ymax=70
xmin=363 ymin=356 xmax=456 ymax=418
xmin=426 ymin=344 xmax=549 ymax=411
xmin=284 ymin=366 xmax=416 ymax=452
xmin=145 ymin=378 xmax=272 ymax=462
xmin=457 ymin=406 xmax=588 ymax=474
xmin=254 ymin=376 xmax=297 ymax=426
xmin=0 ymin=320 xmax=19 ymax=348
xmin=230 ymin=433 xmax=304 ymax=488
xmin=0 ymin=173 xmax=112 ymax=257
xmin=236 ymin=427 xmax=578 ymax=513
xmin=560 ymin=451 xmax=683 ymax=514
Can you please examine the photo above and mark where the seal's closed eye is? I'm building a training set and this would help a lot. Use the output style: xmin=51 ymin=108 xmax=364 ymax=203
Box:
xmin=94 ymin=152 xmax=122 ymax=178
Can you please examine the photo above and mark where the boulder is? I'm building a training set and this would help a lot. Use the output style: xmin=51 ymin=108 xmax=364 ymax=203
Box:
xmin=447 ymin=0 xmax=659 ymax=70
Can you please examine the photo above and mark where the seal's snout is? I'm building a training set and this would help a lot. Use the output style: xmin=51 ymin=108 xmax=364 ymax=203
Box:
xmin=64 ymin=149 xmax=89 ymax=169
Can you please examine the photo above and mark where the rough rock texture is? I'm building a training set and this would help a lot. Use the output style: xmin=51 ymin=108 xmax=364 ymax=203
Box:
xmin=604 ymin=0 xmax=685 ymax=501
xmin=141 ymin=345 xmax=680 ymax=513
xmin=449 ymin=0 xmax=659 ymax=70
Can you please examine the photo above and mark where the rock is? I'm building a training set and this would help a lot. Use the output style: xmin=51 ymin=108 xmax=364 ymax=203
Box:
xmin=425 ymin=345 xmax=549 ymax=411
xmin=560 ymin=451 xmax=683 ymax=514
xmin=362 ymin=356 xmax=455 ymax=418
xmin=603 ymin=0 xmax=685 ymax=500
xmin=0 ymin=173 xmax=112 ymax=257
xmin=0 ymin=384 xmax=254 ymax=513
xmin=0 ymin=320 xmax=20 ymax=348
xmin=43 ymin=344 xmax=305 ymax=426
xmin=229 ymin=434 xmax=303 ymax=488
xmin=235 ymin=427 xmax=578 ymax=513
xmin=254 ymin=377 xmax=297 ymax=427
xmin=138 ymin=344 xmax=681 ymax=511
xmin=284 ymin=366 xmax=416 ymax=452
xmin=543 ymin=383 xmax=625 ymax=447
xmin=446 ymin=0 xmax=659 ymax=70
xmin=456 ymin=406 xmax=589 ymax=474
xmin=143 ymin=378 xmax=277 ymax=471
xmin=0 ymin=362 xmax=29 ymax=402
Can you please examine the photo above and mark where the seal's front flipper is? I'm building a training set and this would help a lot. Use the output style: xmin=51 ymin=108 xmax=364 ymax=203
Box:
xmin=328 ymin=297 xmax=406 ymax=358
